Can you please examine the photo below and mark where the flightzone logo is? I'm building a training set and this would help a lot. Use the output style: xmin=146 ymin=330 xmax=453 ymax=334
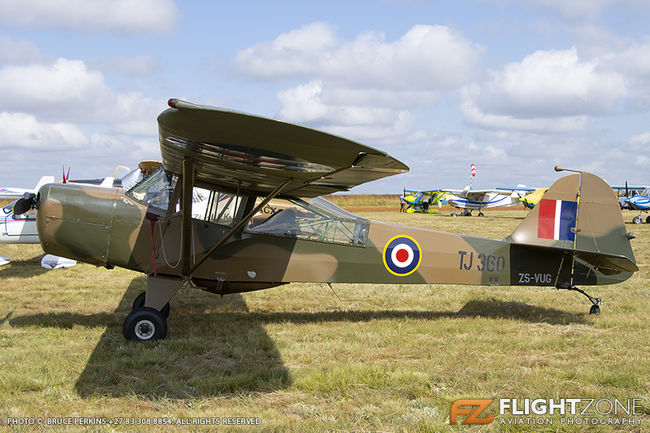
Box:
xmin=382 ymin=235 xmax=422 ymax=276
xmin=450 ymin=398 xmax=644 ymax=426
xmin=450 ymin=400 xmax=494 ymax=425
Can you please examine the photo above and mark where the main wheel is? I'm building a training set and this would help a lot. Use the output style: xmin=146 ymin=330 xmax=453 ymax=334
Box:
xmin=132 ymin=292 xmax=170 ymax=317
xmin=589 ymin=304 xmax=600 ymax=315
xmin=478 ymin=212 xmax=485 ymax=217
xmin=632 ymin=215 xmax=642 ymax=224
xmin=646 ymin=216 xmax=650 ymax=224
xmin=123 ymin=307 xmax=167 ymax=342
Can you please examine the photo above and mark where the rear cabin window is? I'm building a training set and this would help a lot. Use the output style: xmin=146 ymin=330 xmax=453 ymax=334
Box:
xmin=246 ymin=197 xmax=369 ymax=246
xmin=192 ymin=189 xmax=248 ymax=227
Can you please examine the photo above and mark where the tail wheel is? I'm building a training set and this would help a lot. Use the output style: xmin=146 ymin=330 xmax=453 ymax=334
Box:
xmin=123 ymin=307 xmax=167 ymax=342
xmin=132 ymin=291 xmax=170 ymax=317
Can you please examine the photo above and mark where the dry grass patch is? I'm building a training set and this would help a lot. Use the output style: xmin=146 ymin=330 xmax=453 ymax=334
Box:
xmin=0 ymin=207 xmax=647 ymax=432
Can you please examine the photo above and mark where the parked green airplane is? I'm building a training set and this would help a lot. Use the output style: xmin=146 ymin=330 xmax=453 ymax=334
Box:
xmin=15 ymin=99 xmax=638 ymax=341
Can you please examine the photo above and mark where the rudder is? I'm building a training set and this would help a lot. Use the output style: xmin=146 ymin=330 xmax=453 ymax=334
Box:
xmin=508 ymin=170 xmax=637 ymax=275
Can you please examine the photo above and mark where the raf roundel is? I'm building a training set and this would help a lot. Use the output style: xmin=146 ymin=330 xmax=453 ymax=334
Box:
xmin=383 ymin=235 xmax=422 ymax=276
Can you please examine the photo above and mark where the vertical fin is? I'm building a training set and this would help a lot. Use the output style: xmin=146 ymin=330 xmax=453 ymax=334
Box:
xmin=508 ymin=171 xmax=636 ymax=273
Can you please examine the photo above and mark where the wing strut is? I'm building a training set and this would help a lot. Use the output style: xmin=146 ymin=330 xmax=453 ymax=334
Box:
xmin=181 ymin=158 xmax=195 ymax=276
xmin=187 ymin=177 xmax=292 ymax=276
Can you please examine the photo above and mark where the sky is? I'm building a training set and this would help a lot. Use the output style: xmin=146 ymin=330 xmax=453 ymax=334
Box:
xmin=1 ymin=0 xmax=649 ymax=194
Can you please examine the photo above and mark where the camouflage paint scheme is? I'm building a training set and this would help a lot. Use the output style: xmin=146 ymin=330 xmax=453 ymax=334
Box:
xmin=33 ymin=99 xmax=638 ymax=340
xmin=37 ymin=172 xmax=636 ymax=291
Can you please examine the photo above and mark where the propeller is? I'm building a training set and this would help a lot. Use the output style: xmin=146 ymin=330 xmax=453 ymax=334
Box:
xmin=12 ymin=192 xmax=38 ymax=216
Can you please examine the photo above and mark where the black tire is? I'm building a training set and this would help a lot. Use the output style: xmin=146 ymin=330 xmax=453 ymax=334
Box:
xmin=646 ymin=216 xmax=650 ymax=224
xmin=589 ymin=304 xmax=600 ymax=315
xmin=478 ymin=212 xmax=485 ymax=217
xmin=632 ymin=216 xmax=642 ymax=224
xmin=132 ymin=292 xmax=170 ymax=317
xmin=123 ymin=307 xmax=167 ymax=342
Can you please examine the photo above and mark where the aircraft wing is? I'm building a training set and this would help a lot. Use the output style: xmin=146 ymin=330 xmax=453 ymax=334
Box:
xmin=611 ymin=185 xmax=647 ymax=190
xmin=496 ymin=187 xmax=536 ymax=193
xmin=0 ymin=188 xmax=30 ymax=199
xmin=158 ymin=99 xmax=409 ymax=198
xmin=449 ymin=189 xmax=501 ymax=199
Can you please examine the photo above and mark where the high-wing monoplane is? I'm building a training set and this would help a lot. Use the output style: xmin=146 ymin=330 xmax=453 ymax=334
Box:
xmin=18 ymin=99 xmax=638 ymax=342
xmin=1 ymin=177 xmax=55 ymax=245
xmin=625 ymin=187 xmax=650 ymax=224
xmin=442 ymin=188 xmax=524 ymax=216
xmin=401 ymin=190 xmax=446 ymax=213
xmin=611 ymin=184 xmax=647 ymax=209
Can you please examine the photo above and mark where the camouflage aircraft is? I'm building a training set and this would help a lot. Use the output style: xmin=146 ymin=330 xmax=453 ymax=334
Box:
xmin=18 ymin=99 xmax=639 ymax=342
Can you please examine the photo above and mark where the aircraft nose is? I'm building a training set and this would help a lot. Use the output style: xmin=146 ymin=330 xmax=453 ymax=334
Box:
xmin=37 ymin=183 xmax=118 ymax=265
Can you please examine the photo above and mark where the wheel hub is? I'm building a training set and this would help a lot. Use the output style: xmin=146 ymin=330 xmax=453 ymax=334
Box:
xmin=135 ymin=319 xmax=155 ymax=340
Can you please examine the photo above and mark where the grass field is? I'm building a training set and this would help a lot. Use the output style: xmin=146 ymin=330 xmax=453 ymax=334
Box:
xmin=0 ymin=207 xmax=647 ymax=432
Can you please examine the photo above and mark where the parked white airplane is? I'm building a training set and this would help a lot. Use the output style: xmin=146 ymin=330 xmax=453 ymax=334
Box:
xmin=1 ymin=200 xmax=39 ymax=244
xmin=0 ymin=172 xmax=126 ymax=266
xmin=0 ymin=176 xmax=54 ymax=199
xmin=443 ymin=188 xmax=525 ymax=216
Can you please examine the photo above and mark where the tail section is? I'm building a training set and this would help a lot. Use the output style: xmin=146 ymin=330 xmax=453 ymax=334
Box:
xmin=509 ymin=170 xmax=637 ymax=276
xmin=34 ymin=176 xmax=55 ymax=191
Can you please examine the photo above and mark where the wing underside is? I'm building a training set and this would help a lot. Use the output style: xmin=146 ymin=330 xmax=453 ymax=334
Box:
xmin=158 ymin=100 xmax=409 ymax=197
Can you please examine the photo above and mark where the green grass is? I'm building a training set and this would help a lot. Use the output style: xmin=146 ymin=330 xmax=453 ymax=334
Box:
xmin=0 ymin=209 xmax=648 ymax=432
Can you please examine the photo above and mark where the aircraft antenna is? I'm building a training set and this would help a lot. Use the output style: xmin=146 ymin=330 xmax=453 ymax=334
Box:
xmin=325 ymin=282 xmax=382 ymax=307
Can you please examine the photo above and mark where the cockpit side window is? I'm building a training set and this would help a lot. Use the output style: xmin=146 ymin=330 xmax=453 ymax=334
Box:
xmin=126 ymin=167 xmax=177 ymax=211
xmin=2 ymin=202 xmax=14 ymax=215
xmin=246 ymin=197 xmax=369 ymax=246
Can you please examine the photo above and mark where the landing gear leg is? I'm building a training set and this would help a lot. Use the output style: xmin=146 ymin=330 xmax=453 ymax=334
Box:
xmin=123 ymin=275 xmax=184 ymax=342
xmin=558 ymin=284 xmax=601 ymax=315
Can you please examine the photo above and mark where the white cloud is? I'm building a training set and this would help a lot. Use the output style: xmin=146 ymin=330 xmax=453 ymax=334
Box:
xmin=476 ymin=48 xmax=626 ymax=117
xmin=460 ymin=84 xmax=588 ymax=133
xmin=0 ymin=58 xmax=109 ymax=109
xmin=276 ymin=80 xmax=423 ymax=145
xmin=0 ymin=112 xmax=87 ymax=150
xmin=0 ymin=36 xmax=48 ymax=65
xmin=0 ymin=58 xmax=162 ymax=133
xmin=626 ymin=133 xmax=650 ymax=166
xmin=0 ymin=0 xmax=178 ymax=34
xmin=460 ymin=47 xmax=629 ymax=132
xmin=237 ymin=23 xmax=481 ymax=147
xmin=236 ymin=23 xmax=482 ymax=92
